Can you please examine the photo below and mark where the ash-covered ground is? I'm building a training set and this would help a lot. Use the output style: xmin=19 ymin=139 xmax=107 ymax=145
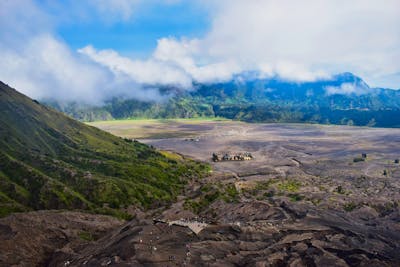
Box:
xmin=3 ymin=122 xmax=400 ymax=266
xmin=118 ymin=122 xmax=399 ymax=267
xmin=68 ymin=121 xmax=400 ymax=266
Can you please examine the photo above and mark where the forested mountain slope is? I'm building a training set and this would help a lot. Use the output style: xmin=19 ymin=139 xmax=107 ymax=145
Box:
xmin=48 ymin=73 xmax=400 ymax=127
xmin=0 ymin=81 xmax=208 ymax=218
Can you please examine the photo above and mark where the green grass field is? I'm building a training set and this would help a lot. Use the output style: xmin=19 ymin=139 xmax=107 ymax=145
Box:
xmin=87 ymin=117 xmax=231 ymax=139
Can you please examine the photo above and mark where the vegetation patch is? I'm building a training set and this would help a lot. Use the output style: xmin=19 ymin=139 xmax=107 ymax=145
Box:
xmin=241 ymin=179 xmax=278 ymax=198
xmin=277 ymin=180 xmax=302 ymax=192
xmin=343 ymin=202 xmax=358 ymax=212
xmin=78 ymin=231 xmax=94 ymax=241
xmin=336 ymin=185 xmax=345 ymax=194
xmin=353 ymin=157 xmax=366 ymax=163
xmin=289 ymin=193 xmax=304 ymax=202
xmin=184 ymin=183 xmax=239 ymax=214
xmin=255 ymin=180 xmax=278 ymax=190
xmin=159 ymin=150 xmax=183 ymax=161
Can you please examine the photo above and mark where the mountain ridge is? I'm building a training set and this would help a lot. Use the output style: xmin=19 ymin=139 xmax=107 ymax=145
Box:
xmin=44 ymin=72 xmax=400 ymax=127
xmin=0 ymin=81 xmax=208 ymax=218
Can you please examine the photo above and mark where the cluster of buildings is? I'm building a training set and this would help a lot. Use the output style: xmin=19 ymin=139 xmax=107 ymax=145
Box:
xmin=212 ymin=152 xmax=253 ymax=162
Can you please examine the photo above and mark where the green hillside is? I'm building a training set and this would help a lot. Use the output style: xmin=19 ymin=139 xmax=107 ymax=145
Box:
xmin=0 ymin=81 xmax=209 ymax=218
xmin=48 ymin=73 xmax=400 ymax=127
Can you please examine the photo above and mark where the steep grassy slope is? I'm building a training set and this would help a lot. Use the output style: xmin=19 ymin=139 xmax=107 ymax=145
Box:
xmin=0 ymin=81 xmax=209 ymax=218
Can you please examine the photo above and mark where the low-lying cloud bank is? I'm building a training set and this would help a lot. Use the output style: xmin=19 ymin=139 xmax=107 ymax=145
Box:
xmin=325 ymin=83 xmax=371 ymax=96
xmin=0 ymin=0 xmax=399 ymax=104
xmin=78 ymin=38 xmax=242 ymax=89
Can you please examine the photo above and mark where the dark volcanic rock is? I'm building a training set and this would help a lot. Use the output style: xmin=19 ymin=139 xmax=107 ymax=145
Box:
xmin=0 ymin=211 xmax=122 ymax=267
xmin=44 ymin=201 xmax=400 ymax=267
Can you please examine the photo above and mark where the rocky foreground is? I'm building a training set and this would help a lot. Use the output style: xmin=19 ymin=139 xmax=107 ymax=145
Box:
xmin=2 ymin=122 xmax=400 ymax=266
xmin=46 ymin=200 xmax=400 ymax=267
xmin=0 ymin=211 xmax=122 ymax=266
xmin=2 ymin=183 xmax=400 ymax=267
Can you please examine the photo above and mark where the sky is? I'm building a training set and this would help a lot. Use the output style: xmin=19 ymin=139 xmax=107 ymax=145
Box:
xmin=0 ymin=0 xmax=399 ymax=103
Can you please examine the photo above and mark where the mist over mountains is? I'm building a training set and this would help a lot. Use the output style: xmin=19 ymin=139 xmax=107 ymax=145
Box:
xmin=2 ymin=1 xmax=399 ymax=106
xmin=46 ymin=72 xmax=400 ymax=127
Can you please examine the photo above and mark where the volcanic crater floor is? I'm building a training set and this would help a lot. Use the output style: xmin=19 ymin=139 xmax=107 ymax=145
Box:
xmin=3 ymin=121 xmax=400 ymax=266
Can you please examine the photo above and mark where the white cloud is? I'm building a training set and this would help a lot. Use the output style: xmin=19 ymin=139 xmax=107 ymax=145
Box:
xmin=0 ymin=0 xmax=185 ymax=103
xmin=276 ymin=62 xmax=330 ymax=82
xmin=78 ymin=45 xmax=193 ymax=88
xmin=0 ymin=0 xmax=51 ymax=43
xmin=196 ymin=0 xmax=400 ymax=87
xmin=325 ymin=83 xmax=371 ymax=96
xmin=1 ymin=0 xmax=399 ymax=105
xmin=0 ymin=34 xmax=113 ymax=103
xmin=80 ymin=0 xmax=397 ymax=87
xmin=153 ymin=38 xmax=241 ymax=83
xmin=78 ymin=38 xmax=241 ymax=90
xmin=0 ymin=0 xmax=114 ymax=103
xmin=0 ymin=34 xmax=176 ymax=103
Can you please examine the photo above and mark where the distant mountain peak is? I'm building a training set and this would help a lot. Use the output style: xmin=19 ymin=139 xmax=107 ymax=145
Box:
xmin=333 ymin=72 xmax=366 ymax=84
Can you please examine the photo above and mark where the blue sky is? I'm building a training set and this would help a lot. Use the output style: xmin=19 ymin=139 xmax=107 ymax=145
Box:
xmin=55 ymin=1 xmax=210 ymax=57
xmin=0 ymin=0 xmax=399 ymax=103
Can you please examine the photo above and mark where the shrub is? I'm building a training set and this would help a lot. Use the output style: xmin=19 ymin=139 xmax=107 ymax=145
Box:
xmin=263 ymin=191 xmax=274 ymax=198
xmin=336 ymin=185 xmax=345 ymax=194
xmin=343 ymin=202 xmax=358 ymax=212
xmin=278 ymin=180 xmax=301 ymax=192
xmin=183 ymin=183 xmax=239 ymax=214
xmin=353 ymin=157 xmax=365 ymax=163
xmin=78 ymin=231 xmax=94 ymax=241
xmin=289 ymin=193 xmax=304 ymax=202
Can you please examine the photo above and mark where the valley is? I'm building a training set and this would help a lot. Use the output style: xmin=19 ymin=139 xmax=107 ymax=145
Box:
xmin=70 ymin=119 xmax=400 ymax=266
xmin=1 ymin=84 xmax=400 ymax=266
xmin=2 ymin=103 xmax=400 ymax=266
xmin=2 ymin=1 xmax=399 ymax=266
